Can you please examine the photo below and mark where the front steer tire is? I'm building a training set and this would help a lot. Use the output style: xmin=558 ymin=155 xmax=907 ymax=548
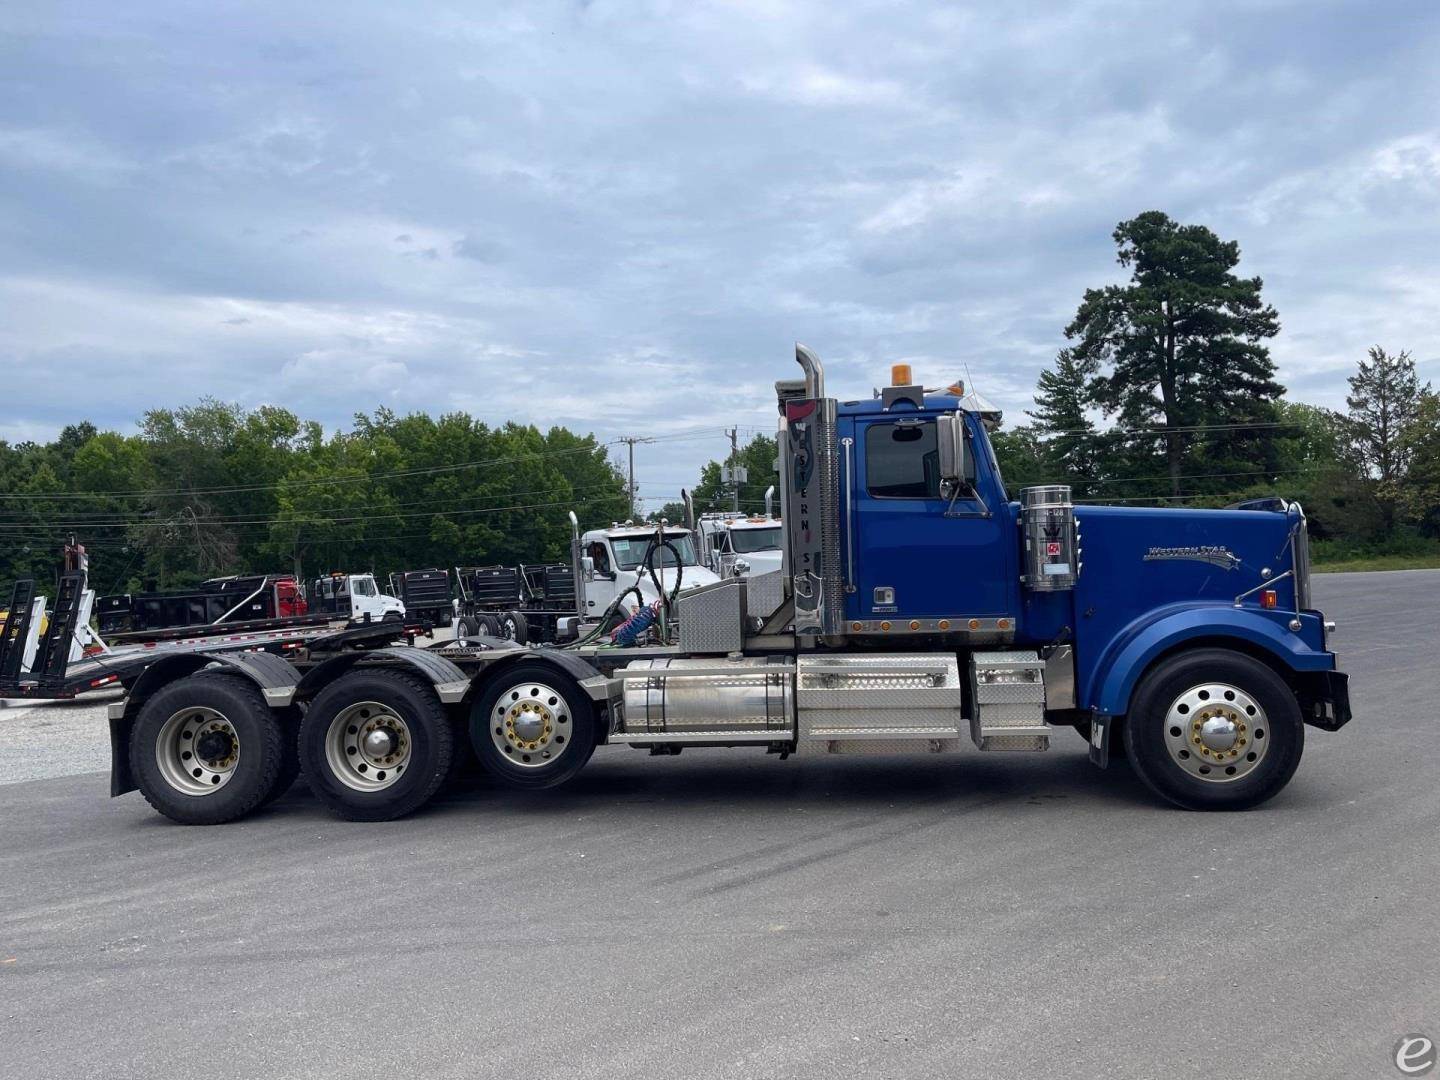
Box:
xmin=1124 ymin=648 xmax=1305 ymax=811
xmin=130 ymin=672 xmax=287 ymax=826
xmin=299 ymin=668 xmax=454 ymax=822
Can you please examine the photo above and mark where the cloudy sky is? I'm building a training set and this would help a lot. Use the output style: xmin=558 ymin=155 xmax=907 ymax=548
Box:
xmin=3 ymin=0 xmax=1439 ymax=506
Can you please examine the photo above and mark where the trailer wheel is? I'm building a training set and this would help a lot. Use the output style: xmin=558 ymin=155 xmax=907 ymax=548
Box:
xmin=1124 ymin=648 xmax=1304 ymax=811
xmin=476 ymin=613 xmax=503 ymax=638
xmin=469 ymin=663 xmax=597 ymax=789
xmin=130 ymin=673 xmax=287 ymax=825
xmin=299 ymin=668 xmax=453 ymax=821
xmin=455 ymin=617 xmax=478 ymax=640
xmin=498 ymin=610 xmax=529 ymax=644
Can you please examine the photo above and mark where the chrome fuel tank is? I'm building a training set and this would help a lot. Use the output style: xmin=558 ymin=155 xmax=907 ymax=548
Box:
xmin=615 ymin=657 xmax=793 ymax=741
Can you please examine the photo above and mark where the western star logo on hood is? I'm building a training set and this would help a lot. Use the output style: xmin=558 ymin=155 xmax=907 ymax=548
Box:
xmin=1142 ymin=545 xmax=1241 ymax=571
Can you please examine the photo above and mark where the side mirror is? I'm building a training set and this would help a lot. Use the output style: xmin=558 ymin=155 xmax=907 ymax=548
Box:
xmin=581 ymin=556 xmax=595 ymax=578
xmin=937 ymin=412 xmax=968 ymax=485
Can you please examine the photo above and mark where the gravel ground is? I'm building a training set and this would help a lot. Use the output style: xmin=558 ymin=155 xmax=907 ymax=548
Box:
xmin=0 ymin=691 xmax=120 ymax=785
xmin=0 ymin=571 xmax=1435 ymax=1079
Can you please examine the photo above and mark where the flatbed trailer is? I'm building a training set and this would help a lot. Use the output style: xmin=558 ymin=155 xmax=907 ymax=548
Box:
xmin=1 ymin=574 xmax=429 ymax=702
xmin=102 ymin=612 xmax=333 ymax=646
xmin=88 ymin=346 xmax=1350 ymax=826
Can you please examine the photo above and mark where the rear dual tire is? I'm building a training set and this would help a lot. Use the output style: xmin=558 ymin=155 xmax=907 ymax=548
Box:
xmin=298 ymin=669 xmax=454 ymax=822
xmin=469 ymin=663 xmax=597 ymax=789
xmin=130 ymin=672 xmax=292 ymax=826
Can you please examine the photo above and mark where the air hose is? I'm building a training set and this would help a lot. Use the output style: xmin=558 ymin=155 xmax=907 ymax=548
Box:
xmin=610 ymin=601 xmax=661 ymax=646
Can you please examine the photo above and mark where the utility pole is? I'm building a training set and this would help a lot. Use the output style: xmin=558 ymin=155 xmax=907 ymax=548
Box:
xmin=727 ymin=427 xmax=740 ymax=513
xmin=617 ymin=436 xmax=654 ymax=519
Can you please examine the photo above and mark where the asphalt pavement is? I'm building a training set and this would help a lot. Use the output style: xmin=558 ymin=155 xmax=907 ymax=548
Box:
xmin=1 ymin=571 xmax=1436 ymax=1079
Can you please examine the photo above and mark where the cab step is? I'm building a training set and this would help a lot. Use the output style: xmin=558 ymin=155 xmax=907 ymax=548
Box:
xmin=970 ymin=650 xmax=1051 ymax=751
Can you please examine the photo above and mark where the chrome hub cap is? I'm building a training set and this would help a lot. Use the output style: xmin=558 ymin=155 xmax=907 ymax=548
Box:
xmin=325 ymin=701 xmax=412 ymax=792
xmin=491 ymin=682 xmax=570 ymax=767
xmin=156 ymin=707 xmax=239 ymax=795
xmin=1163 ymin=682 xmax=1269 ymax=782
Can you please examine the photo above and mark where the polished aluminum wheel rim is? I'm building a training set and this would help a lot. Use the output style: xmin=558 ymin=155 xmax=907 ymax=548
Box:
xmin=325 ymin=701 xmax=411 ymax=792
xmin=1162 ymin=682 xmax=1269 ymax=783
xmin=490 ymin=681 xmax=570 ymax=768
xmin=156 ymin=706 xmax=239 ymax=795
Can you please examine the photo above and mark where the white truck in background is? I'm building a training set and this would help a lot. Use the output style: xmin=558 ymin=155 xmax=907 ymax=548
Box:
xmin=308 ymin=572 xmax=406 ymax=623
xmin=697 ymin=486 xmax=783 ymax=578
xmin=578 ymin=523 xmax=721 ymax=621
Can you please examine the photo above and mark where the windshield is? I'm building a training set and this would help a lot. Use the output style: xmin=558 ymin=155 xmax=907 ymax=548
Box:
xmin=729 ymin=526 xmax=782 ymax=553
xmin=610 ymin=534 xmax=699 ymax=570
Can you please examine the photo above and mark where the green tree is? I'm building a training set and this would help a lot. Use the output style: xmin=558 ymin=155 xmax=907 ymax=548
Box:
xmin=1346 ymin=346 xmax=1431 ymax=530
xmin=1027 ymin=348 xmax=1101 ymax=483
xmin=989 ymin=425 xmax=1050 ymax=493
xmin=1397 ymin=390 xmax=1440 ymax=537
xmin=1066 ymin=211 xmax=1283 ymax=497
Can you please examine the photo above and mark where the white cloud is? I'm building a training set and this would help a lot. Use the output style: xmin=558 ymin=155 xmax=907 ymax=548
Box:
xmin=2 ymin=0 xmax=1440 ymax=493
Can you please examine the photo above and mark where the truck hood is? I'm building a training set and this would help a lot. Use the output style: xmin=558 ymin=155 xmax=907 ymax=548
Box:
xmin=1067 ymin=503 xmax=1305 ymax=650
xmin=629 ymin=566 xmax=721 ymax=599
xmin=733 ymin=550 xmax=783 ymax=576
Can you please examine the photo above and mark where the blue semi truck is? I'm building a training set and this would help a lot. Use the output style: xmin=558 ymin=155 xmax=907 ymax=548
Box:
xmin=99 ymin=345 xmax=1349 ymax=824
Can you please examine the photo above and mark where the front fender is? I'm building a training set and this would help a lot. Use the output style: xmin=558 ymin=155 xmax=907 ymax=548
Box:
xmin=1085 ymin=605 xmax=1336 ymax=717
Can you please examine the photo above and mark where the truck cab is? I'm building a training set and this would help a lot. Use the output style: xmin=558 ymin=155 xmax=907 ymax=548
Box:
xmin=309 ymin=572 xmax=406 ymax=623
xmin=698 ymin=513 xmax=784 ymax=578
xmin=579 ymin=524 xmax=721 ymax=618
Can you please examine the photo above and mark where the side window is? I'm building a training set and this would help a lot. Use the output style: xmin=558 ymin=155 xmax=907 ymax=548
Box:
xmin=865 ymin=421 xmax=941 ymax=499
xmin=588 ymin=542 xmax=610 ymax=574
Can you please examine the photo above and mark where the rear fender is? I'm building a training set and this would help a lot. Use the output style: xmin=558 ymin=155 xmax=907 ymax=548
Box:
xmin=1085 ymin=605 xmax=1336 ymax=718
xmin=294 ymin=645 xmax=470 ymax=705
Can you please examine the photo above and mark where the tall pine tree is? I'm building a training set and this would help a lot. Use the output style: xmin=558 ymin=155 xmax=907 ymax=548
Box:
xmin=1027 ymin=348 xmax=1100 ymax=484
xmin=1066 ymin=211 xmax=1282 ymax=497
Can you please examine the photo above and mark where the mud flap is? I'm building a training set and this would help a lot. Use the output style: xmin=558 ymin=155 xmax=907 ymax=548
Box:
xmin=1088 ymin=714 xmax=1113 ymax=769
xmin=108 ymin=705 xmax=136 ymax=796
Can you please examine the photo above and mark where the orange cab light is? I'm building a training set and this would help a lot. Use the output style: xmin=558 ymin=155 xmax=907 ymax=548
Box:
xmin=880 ymin=621 xmax=892 ymax=631
xmin=938 ymin=619 xmax=951 ymax=630
xmin=967 ymin=618 xmax=980 ymax=630
xmin=1261 ymin=589 xmax=1278 ymax=609
xmin=909 ymin=620 xmax=921 ymax=631
xmin=891 ymin=363 xmax=913 ymax=386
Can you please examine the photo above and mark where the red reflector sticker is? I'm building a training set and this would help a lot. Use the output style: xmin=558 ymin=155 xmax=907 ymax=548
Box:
xmin=1261 ymin=590 xmax=1278 ymax=609
xmin=1046 ymin=542 xmax=1061 ymax=556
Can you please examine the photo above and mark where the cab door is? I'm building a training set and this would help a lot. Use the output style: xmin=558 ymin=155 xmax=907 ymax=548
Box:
xmin=847 ymin=412 xmax=1017 ymax=623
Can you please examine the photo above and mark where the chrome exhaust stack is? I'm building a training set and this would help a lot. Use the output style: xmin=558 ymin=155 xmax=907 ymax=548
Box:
xmin=568 ymin=510 xmax=585 ymax=615
xmin=796 ymin=342 xmax=825 ymax=399
xmin=779 ymin=344 xmax=845 ymax=642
